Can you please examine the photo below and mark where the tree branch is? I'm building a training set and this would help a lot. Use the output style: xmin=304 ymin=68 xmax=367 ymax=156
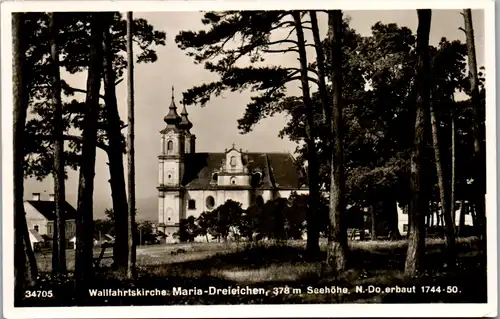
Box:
xmin=289 ymin=75 xmax=319 ymax=85
xmin=64 ymin=85 xmax=106 ymax=100
xmin=32 ymin=134 xmax=110 ymax=153
xmin=263 ymin=48 xmax=299 ymax=54
xmin=289 ymin=67 xmax=319 ymax=76
xmin=266 ymin=39 xmax=299 ymax=46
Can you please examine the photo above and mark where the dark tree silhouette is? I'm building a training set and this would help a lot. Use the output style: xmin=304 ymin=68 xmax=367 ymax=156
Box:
xmin=13 ymin=12 xmax=38 ymax=303
xmin=49 ymin=12 xmax=67 ymax=275
xmin=75 ymin=12 xmax=105 ymax=288
xmin=405 ymin=9 xmax=432 ymax=276
xmin=126 ymin=11 xmax=137 ymax=280
xmin=326 ymin=9 xmax=348 ymax=272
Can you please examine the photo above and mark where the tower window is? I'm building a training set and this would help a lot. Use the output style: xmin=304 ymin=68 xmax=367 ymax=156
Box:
xmin=230 ymin=156 xmax=236 ymax=167
xmin=34 ymin=225 xmax=39 ymax=232
xmin=212 ymin=173 xmax=218 ymax=182
xmin=230 ymin=177 xmax=237 ymax=185
xmin=167 ymin=140 xmax=174 ymax=154
xmin=206 ymin=196 xmax=215 ymax=209
xmin=188 ymin=200 xmax=196 ymax=210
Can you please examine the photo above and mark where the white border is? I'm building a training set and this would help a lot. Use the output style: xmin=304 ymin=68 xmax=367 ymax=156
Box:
xmin=1 ymin=1 xmax=497 ymax=318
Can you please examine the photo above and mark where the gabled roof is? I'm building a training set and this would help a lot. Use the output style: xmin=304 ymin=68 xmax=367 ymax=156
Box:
xmin=25 ymin=200 xmax=77 ymax=221
xmin=28 ymin=229 xmax=45 ymax=243
xmin=180 ymin=152 xmax=306 ymax=190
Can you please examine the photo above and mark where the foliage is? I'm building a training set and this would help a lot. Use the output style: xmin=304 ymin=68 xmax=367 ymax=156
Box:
xmin=22 ymin=12 xmax=166 ymax=180
xmin=136 ymin=221 xmax=157 ymax=245
xmin=174 ymin=216 xmax=199 ymax=242
xmin=180 ymin=195 xmax=327 ymax=243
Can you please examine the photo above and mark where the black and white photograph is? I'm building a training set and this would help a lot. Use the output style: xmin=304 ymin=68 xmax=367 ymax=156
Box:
xmin=2 ymin=1 xmax=497 ymax=317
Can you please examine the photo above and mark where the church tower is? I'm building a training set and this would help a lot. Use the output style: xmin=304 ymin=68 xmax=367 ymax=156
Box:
xmin=179 ymin=100 xmax=196 ymax=154
xmin=157 ymin=87 xmax=185 ymax=239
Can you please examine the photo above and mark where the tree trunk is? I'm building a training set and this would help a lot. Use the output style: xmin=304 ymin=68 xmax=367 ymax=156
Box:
xmin=75 ymin=13 xmax=104 ymax=291
xmin=126 ymin=12 xmax=137 ymax=279
xmin=385 ymin=200 xmax=401 ymax=240
xmin=462 ymin=9 xmax=486 ymax=243
xmin=49 ymin=12 xmax=67 ymax=276
xmin=450 ymin=99 xmax=456 ymax=227
xmin=429 ymin=94 xmax=456 ymax=261
xmin=13 ymin=12 xmax=38 ymax=304
xmin=326 ymin=9 xmax=348 ymax=272
xmin=102 ymin=13 xmax=129 ymax=269
xmin=405 ymin=9 xmax=431 ymax=277
xmin=291 ymin=11 xmax=320 ymax=254
xmin=309 ymin=10 xmax=331 ymax=136
xmin=370 ymin=205 xmax=376 ymax=240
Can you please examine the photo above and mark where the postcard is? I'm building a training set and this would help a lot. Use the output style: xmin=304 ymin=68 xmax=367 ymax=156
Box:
xmin=1 ymin=0 xmax=497 ymax=317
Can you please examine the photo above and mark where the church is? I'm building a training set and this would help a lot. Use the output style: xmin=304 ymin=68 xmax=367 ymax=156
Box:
xmin=157 ymin=89 xmax=309 ymax=240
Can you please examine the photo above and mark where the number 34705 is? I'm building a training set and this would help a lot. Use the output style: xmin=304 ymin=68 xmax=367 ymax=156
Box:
xmin=25 ymin=290 xmax=53 ymax=298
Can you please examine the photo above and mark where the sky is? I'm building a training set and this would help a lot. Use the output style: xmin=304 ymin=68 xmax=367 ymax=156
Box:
xmin=24 ymin=9 xmax=485 ymax=220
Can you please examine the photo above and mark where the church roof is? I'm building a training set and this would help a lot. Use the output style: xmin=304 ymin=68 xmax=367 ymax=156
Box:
xmin=163 ymin=86 xmax=181 ymax=131
xmin=179 ymin=103 xmax=193 ymax=131
xmin=180 ymin=152 xmax=306 ymax=190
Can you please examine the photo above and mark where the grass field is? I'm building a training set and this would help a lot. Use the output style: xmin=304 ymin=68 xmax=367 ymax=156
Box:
xmin=24 ymin=237 xmax=486 ymax=306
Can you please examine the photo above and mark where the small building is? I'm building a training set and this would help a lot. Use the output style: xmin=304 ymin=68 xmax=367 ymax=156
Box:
xmin=397 ymin=201 xmax=474 ymax=236
xmin=25 ymin=193 xmax=77 ymax=250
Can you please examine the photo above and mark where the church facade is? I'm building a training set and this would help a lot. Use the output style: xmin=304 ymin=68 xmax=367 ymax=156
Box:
xmin=157 ymin=90 xmax=308 ymax=241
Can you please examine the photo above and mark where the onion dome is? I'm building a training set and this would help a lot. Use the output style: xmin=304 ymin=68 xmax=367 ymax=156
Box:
xmin=163 ymin=86 xmax=181 ymax=127
xmin=179 ymin=101 xmax=193 ymax=132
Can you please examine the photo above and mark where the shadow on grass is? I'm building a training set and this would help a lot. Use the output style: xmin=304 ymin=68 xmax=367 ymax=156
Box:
xmin=19 ymin=238 xmax=487 ymax=306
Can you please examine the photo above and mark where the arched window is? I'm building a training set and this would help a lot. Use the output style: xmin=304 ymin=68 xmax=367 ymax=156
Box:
xmin=230 ymin=156 xmax=237 ymax=167
xmin=34 ymin=225 xmax=39 ymax=232
xmin=167 ymin=140 xmax=174 ymax=154
xmin=212 ymin=173 xmax=218 ymax=182
xmin=206 ymin=196 xmax=215 ymax=209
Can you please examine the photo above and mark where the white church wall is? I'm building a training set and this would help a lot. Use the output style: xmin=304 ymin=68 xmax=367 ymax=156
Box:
xmin=183 ymin=189 xmax=251 ymax=220
xmin=276 ymin=190 xmax=309 ymax=198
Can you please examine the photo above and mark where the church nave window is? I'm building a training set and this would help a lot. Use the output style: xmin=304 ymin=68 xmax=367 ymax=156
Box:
xmin=206 ymin=196 xmax=215 ymax=209
xmin=188 ymin=199 xmax=196 ymax=210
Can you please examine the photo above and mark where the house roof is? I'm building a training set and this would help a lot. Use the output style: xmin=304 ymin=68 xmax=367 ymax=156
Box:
xmin=180 ymin=152 xmax=306 ymax=190
xmin=26 ymin=200 xmax=78 ymax=221
xmin=28 ymin=229 xmax=45 ymax=243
